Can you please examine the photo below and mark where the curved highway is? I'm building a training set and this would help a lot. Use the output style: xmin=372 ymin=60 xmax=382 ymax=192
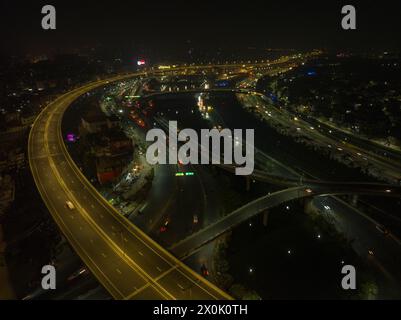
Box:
xmin=28 ymin=74 xmax=232 ymax=300
xmin=29 ymin=59 xmax=401 ymax=299
xmin=171 ymin=183 xmax=401 ymax=259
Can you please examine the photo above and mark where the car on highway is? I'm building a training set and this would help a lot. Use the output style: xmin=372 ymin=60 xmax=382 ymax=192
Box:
xmin=65 ymin=200 xmax=75 ymax=210
xmin=67 ymin=267 xmax=89 ymax=282
xmin=201 ymin=264 xmax=209 ymax=277
xmin=160 ymin=218 xmax=170 ymax=233
xmin=376 ymin=225 xmax=389 ymax=235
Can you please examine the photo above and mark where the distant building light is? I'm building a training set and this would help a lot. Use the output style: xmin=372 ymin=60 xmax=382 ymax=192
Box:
xmin=137 ymin=59 xmax=146 ymax=66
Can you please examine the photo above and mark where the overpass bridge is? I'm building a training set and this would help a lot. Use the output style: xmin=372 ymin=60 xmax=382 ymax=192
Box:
xmin=133 ymin=87 xmax=262 ymax=100
xmin=170 ymin=182 xmax=401 ymax=259
xmin=135 ymin=97 xmax=401 ymax=260
xmin=29 ymin=58 xmax=396 ymax=299
xmin=28 ymin=59 xmax=307 ymax=300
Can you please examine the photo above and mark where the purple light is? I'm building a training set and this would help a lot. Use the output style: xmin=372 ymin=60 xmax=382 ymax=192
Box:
xmin=66 ymin=133 xmax=76 ymax=142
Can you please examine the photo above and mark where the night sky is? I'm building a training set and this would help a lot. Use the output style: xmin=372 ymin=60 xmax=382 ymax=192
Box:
xmin=1 ymin=0 xmax=401 ymax=56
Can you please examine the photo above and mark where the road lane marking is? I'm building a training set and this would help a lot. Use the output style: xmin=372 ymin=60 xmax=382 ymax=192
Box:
xmin=45 ymin=142 xmax=175 ymax=299
xmin=29 ymin=151 xmax=127 ymax=299
xmin=60 ymin=130 xmax=229 ymax=300
xmin=30 ymin=74 xmax=232 ymax=301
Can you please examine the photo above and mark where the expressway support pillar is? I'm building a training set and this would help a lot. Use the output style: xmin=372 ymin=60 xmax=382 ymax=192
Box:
xmin=262 ymin=210 xmax=269 ymax=227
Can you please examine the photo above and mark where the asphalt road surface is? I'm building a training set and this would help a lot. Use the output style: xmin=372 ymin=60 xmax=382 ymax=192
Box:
xmin=28 ymin=77 xmax=231 ymax=300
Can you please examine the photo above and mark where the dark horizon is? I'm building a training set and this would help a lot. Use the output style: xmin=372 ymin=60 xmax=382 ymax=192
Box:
xmin=1 ymin=0 xmax=401 ymax=57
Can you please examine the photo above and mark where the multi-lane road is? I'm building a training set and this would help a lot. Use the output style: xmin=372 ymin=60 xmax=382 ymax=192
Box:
xmin=240 ymin=93 xmax=401 ymax=183
xmin=28 ymin=75 xmax=232 ymax=300
xmin=28 ymin=58 xmax=401 ymax=299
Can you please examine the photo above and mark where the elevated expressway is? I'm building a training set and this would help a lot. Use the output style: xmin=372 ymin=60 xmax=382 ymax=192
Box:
xmin=145 ymin=114 xmax=401 ymax=259
xmin=29 ymin=60 xmax=399 ymax=299
xmin=171 ymin=178 xmax=401 ymax=259
xmin=28 ymin=74 xmax=232 ymax=300
xmin=28 ymin=58 xmax=305 ymax=300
